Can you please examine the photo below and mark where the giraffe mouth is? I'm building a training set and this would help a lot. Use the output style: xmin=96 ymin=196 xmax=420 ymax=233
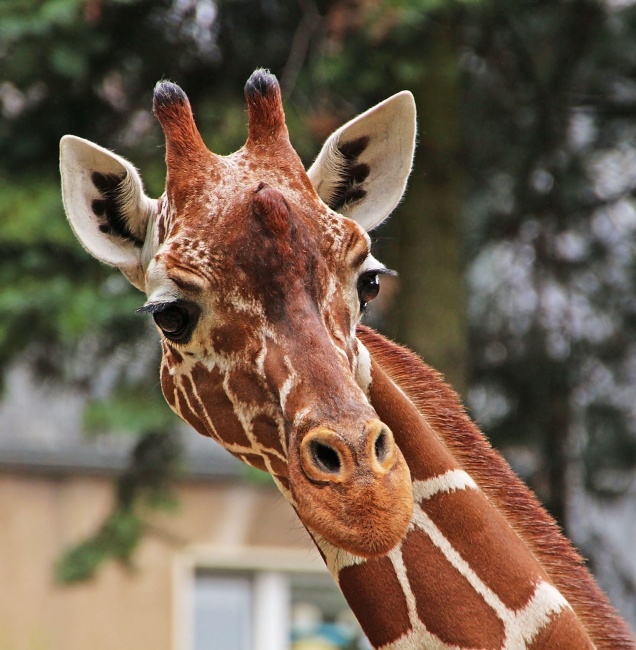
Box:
xmin=290 ymin=420 xmax=414 ymax=558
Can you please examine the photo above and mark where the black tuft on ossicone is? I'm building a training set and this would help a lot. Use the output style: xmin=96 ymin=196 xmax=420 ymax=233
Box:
xmin=151 ymin=79 xmax=206 ymax=154
xmin=244 ymin=69 xmax=279 ymax=99
xmin=152 ymin=80 xmax=189 ymax=111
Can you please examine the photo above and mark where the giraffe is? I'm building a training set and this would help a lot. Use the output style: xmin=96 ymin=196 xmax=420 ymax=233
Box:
xmin=59 ymin=69 xmax=634 ymax=649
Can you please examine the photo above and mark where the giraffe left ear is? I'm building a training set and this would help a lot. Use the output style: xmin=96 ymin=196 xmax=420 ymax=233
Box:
xmin=60 ymin=135 xmax=158 ymax=291
xmin=307 ymin=91 xmax=416 ymax=231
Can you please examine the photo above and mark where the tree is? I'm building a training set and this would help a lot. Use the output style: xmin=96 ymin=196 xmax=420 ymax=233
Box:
xmin=463 ymin=0 xmax=636 ymax=616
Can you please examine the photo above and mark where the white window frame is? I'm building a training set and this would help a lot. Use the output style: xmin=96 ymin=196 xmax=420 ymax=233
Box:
xmin=172 ymin=545 xmax=328 ymax=650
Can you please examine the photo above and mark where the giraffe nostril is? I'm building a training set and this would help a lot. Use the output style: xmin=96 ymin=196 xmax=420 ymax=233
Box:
xmin=300 ymin=428 xmax=352 ymax=483
xmin=308 ymin=440 xmax=342 ymax=474
xmin=374 ymin=430 xmax=389 ymax=463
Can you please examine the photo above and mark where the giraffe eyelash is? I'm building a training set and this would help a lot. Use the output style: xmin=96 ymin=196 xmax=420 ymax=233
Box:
xmin=373 ymin=267 xmax=398 ymax=278
xmin=137 ymin=301 xmax=176 ymax=315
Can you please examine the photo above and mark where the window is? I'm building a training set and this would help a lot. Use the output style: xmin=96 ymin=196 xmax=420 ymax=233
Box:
xmin=190 ymin=568 xmax=370 ymax=650
xmin=194 ymin=573 xmax=253 ymax=650
xmin=289 ymin=572 xmax=370 ymax=650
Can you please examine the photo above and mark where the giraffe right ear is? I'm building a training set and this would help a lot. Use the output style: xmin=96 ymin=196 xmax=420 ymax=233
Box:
xmin=307 ymin=91 xmax=416 ymax=232
xmin=60 ymin=135 xmax=158 ymax=291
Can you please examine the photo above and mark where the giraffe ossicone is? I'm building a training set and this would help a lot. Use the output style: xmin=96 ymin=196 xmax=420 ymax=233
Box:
xmin=60 ymin=69 xmax=634 ymax=649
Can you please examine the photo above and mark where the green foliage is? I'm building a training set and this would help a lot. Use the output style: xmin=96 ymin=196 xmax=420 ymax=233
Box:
xmin=313 ymin=0 xmax=480 ymax=102
xmin=0 ymin=0 xmax=83 ymax=40
xmin=0 ymin=175 xmax=71 ymax=245
xmin=364 ymin=0 xmax=480 ymax=33
xmin=0 ymin=173 xmax=147 ymax=391
xmin=56 ymin=509 xmax=143 ymax=584
xmin=241 ymin=464 xmax=275 ymax=486
xmin=83 ymin=382 xmax=174 ymax=436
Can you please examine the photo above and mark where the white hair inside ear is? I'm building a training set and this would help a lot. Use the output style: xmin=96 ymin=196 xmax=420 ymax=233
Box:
xmin=307 ymin=91 xmax=416 ymax=232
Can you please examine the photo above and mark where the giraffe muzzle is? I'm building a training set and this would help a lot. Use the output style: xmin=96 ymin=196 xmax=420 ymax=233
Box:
xmin=293 ymin=419 xmax=413 ymax=557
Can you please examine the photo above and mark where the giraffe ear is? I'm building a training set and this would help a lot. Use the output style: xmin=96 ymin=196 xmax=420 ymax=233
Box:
xmin=307 ymin=91 xmax=416 ymax=231
xmin=60 ymin=135 xmax=158 ymax=291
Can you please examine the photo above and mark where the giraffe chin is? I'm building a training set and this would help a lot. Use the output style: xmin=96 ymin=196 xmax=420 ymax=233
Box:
xmin=289 ymin=433 xmax=414 ymax=559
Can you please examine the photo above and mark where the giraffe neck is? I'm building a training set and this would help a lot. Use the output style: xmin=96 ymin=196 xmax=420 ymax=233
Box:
xmin=307 ymin=326 xmax=633 ymax=650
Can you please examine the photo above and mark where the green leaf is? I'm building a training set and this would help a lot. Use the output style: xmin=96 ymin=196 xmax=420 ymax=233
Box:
xmin=55 ymin=510 xmax=142 ymax=584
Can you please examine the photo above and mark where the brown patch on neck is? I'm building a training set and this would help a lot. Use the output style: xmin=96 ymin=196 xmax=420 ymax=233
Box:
xmin=402 ymin=528 xmax=506 ymax=648
xmin=251 ymin=413 xmax=286 ymax=460
xmin=176 ymin=372 xmax=219 ymax=440
xmin=187 ymin=364 xmax=253 ymax=449
xmin=422 ymin=488 xmax=547 ymax=610
xmin=338 ymin=557 xmax=411 ymax=648
xmin=366 ymin=356 xmax=459 ymax=481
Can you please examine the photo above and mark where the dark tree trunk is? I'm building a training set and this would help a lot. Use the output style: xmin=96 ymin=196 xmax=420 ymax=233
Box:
xmin=383 ymin=18 xmax=466 ymax=394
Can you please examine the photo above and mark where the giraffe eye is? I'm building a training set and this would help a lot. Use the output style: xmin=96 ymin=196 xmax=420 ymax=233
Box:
xmin=139 ymin=300 xmax=200 ymax=344
xmin=357 ymin=272 xmax=380 ymax=311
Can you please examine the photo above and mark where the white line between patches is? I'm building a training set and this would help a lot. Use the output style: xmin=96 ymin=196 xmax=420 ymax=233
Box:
xmin=506 ymin=581 xmax=569 ymax=648
xmin=279 ymin=363 xmax=297 ymax=413
xmin=412 ymin=469 xmax=478 ymax=502
xmin=412 ymin=505 xmax=510 ymax=621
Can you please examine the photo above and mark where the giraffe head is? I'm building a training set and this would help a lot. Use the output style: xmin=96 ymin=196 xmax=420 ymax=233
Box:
xmin=60 ymin=70 xmax=417 ymax=558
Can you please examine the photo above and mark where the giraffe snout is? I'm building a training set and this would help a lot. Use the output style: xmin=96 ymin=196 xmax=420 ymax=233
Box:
xmin=300 ymin=420 xmax=398 ymax=484
xmin=293 ymin=419 xmax=413 ymax=558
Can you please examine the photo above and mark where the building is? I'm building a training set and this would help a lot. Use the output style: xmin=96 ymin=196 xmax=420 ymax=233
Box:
xmin=0 ymin=365 xmax=368 ymax=650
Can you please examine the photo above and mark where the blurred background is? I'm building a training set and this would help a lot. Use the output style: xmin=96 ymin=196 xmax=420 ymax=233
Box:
xmin=1 ymin=0 xmax=636 ymax=648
